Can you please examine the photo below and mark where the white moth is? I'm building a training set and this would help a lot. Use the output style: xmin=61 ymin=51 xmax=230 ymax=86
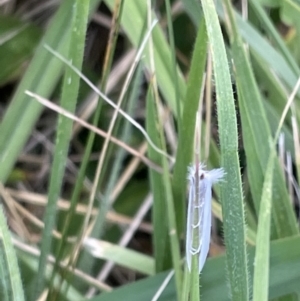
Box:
xmin=186 ymin=163 xmax=225 ymax=273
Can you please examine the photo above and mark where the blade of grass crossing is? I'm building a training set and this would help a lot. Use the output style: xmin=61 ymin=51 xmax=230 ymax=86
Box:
xmin=201 ymin=1 xmax=249 ymax=300
xmin=32 ymin=1 xmax=90 ymax=298
xmin=77 ymin=65 xmax=143 ymax=297
xmin=0 ymin=205 xmax=25 ymax=301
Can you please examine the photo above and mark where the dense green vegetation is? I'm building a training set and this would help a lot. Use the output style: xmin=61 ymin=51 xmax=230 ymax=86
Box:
xmin=1 ymin=0 xmax=300 ymax=300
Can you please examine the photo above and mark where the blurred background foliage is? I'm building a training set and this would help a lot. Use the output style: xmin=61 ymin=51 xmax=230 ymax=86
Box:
xmin=0 ymin=0 xmax=300 ymax=300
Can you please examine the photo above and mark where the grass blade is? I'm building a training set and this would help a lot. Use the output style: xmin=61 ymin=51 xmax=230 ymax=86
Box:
xmin=146 ymin=85 xmax=182 ymax=298
xmin=252 ymin=143 xmax=275 ymax=301
xmin=83 ymin=238 xmax=154 ymax=275
xmin=32 ymin=1 xmax=90 ymax=298
xmin=172 ymin=18 xmax=207 ymax=236
xmin=146 ymin=85 xmax=172 ymax=272
xmin=0 ymin=205 xmax=25 ymax=301
xmin=201 ymin=0 xmax=249 ymax=300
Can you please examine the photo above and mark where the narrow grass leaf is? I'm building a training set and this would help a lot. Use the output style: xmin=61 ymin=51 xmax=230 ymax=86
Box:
xmin=33 ymin=1 xmax=90 ymax=298
xmin=83 ymin=238 xmax=154 ymax=275
xmin=172 ymin=18 xmax=207 ymax=236
xmin=146 ymin=86 xmax=182 ymax=298
xmin=252 ymin=143 xmax=275 ymax=301
xmin=164 ymin=0 xmax=181 ymax=123
xmin=201 ymin=0 xmax=249 ymax=300
xmin=146 ymin=84 xmax=172 ymax=272
xmin=0 ymin=205 xmax=25 ymax=301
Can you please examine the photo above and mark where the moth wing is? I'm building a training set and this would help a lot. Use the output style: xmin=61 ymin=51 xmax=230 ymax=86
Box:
xmin=198 ymin=178 xmax=212 ymax=273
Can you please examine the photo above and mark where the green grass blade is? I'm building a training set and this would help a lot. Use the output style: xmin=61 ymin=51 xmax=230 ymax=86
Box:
xmin=83 ymin=238 xmax=154 ymax=275
xmin=201 ymin=0 xmax=249 ymax=300
xmin=172 ymin=18 xmax=207 ymax=235
xmin=66 ymin=0 xmax=126 ymax=281
xmin=0 ymin=205 xmax=25 ymax=301
xmin=252 ymin=143 xmax=275 ymax=301
xmin=32 ymin=1 xmax=90 ymax=298
xmin=146 ymin=85 xmax=171 ymax=272
xmin=164 ymin=0 xmax=181 ymax=122
xmin=0 ymin=254 xmax=10 ymax=301
xmin=146 ymin=86 xmax=182 ymax=298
